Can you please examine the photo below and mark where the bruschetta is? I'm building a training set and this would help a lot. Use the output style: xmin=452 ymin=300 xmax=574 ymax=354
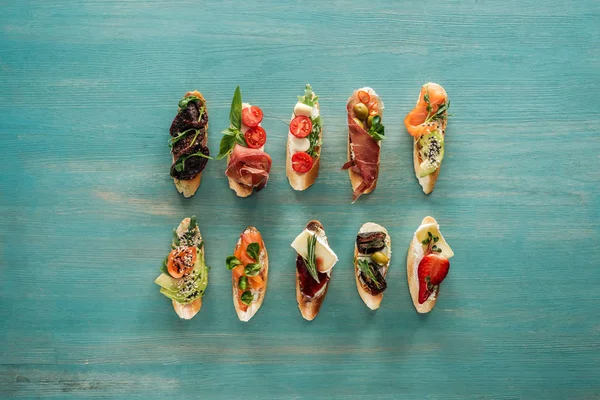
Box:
xmin=154 ymin=216 xmax=209 ymax=319
xmin=216 ymin=86 xmax=272 ymax=197
xmin=404 ymin=83 xmax=450 ymax=194
xmin=354 ymin=222 xmax=391 ymax=310
xmin=342 ymin=87 xmax=385 ymax=203
xmin=169 ymin=91 xmax=211 ymax=198
xmin=286 ymin=84 xmax=322 ymax=190
xmin=226 ymin=227 xmax=268 ymax=322
xmin=291 ymin=220 xmax=338 ymax=320
xmin=406 ymin=216 xmax=454 ymax=313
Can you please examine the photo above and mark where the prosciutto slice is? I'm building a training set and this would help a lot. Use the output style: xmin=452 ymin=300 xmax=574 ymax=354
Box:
xmin=226 ymin=144 xmax=272 ymax=191
xmin=342 ymin=89 xmax=382 ymax=202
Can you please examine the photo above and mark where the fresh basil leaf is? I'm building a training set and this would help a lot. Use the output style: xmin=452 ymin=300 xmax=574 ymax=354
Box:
xmin=229 ymin=86 xmax=242 ymax=130
xmin=246 ymin=242 xmax=260 ymax=261
xmin=216 ymin=134 xmax=238 ymax=160
xmin=238 ymin=276 xmax=248 ymax=290
xmin=240 ymin=290 xmax=254 ymax=305
xmin=244 ymin=263 xmax=261 ymax=277
xmin=226 ymin=255 xmax=242 ymax=270
xmin=368 ymin=115 xmax=385 ymax=141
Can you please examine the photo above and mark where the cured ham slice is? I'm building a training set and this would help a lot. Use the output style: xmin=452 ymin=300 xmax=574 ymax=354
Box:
xmin=226 ymin=144 xmax=272 ymax=191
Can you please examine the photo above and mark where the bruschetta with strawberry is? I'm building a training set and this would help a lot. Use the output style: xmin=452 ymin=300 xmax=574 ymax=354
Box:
xmin=342 ymin=87 xmax=385 ymax=203
xmin=406 ymin=216 xmax=454 ymax=313
xmin=286 ymin=84 xmax=322 ymax=190
xmin=216 ymin=87 xmax=272 ymax=197
xmin=404 ymin=83 xmax=450 ymax=194
xmin=226 ymin=227 xmax=268 ymax=322
xmin=154 ymin=216 xmax=209 ymax=319
xmin=168 ymin=91 xmax=211 ymax=198
xmin=291 ymin=220 xmax=338 ymax=320
xmin=354 ymin=222 xmax=391 ymax=310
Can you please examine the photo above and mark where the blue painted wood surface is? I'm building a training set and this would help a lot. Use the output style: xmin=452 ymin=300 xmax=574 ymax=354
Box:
xmin=1 ymin=1 xmax=599 ymax=398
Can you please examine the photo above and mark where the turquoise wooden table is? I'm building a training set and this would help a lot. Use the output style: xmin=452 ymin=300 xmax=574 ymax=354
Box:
xmin=1 ymin=1 xmax=599 ymax=399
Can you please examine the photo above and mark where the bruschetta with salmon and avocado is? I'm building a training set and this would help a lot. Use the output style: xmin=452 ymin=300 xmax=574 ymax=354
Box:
xmin=155 ymin=216 xmax=209 ymax=319
xmin=226 ymin=227 xmax=268 ymax=322
xmin=404 ymin=83 xmax=451 ymax=194
xmin=286 ymin=84 xmax=322 ymax=190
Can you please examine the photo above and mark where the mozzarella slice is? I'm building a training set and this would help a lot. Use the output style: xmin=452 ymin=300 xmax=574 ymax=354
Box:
xmin=288 ymin=135 xmax=310 ymax=153
xmin=414 ymin=223 xmax=454 ymax=258
xmin=294 ymin=102 xmax=312 ymax=117
xmin=291 ymin=229 xmax=338 ymax=272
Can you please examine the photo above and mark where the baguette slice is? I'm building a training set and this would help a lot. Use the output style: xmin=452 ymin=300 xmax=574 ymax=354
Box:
xmin=354 ymin=222 xmax=391 ymax=310
xmin=232 ymin=227 xmax=268 ymax=322
xmin=172 ymin=217 xmax=205 ymax=319
xmin=173 ymin=90 xmax=207 ymax=198
xmin=295 ymin=220 xmax=334 ymax=321
xmin=407 ymin=216 xmax=453 ymax=313
xmin=286 ymin=91 xmax=321 ymax=191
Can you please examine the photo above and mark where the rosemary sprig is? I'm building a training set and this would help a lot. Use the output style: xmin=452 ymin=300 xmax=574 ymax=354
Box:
xmin=304 ymin=234 xmax=320 ymax=283
xmin=357 ymin=259 xmax=382 ymax=289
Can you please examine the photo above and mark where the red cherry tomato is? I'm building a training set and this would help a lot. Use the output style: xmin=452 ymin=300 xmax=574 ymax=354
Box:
xmin=291 ymin=152 xmax=313 ymax=173
xmin=289 ymin=115 xmax=313 ymax=138
xmin=358 ymin=90 xmax=371 ymax=104
xmin=244 ymin=126 xmax=267 ymax=149
xmin=242 ymin=106 xmax=263 ymax=127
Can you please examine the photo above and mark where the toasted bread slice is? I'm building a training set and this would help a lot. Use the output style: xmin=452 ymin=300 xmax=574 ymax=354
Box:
xmin=173 ymin=91 xmax=207 ymax=198
xmin=286 ymin=98 xmax=321 ymax=191
xmin=295 ymin=220 xmax=333 ymax=321
xmin=232 ymin=227 xmax=268 ymax=322
xmin=354 ymin=222 xmax=391 ymax=310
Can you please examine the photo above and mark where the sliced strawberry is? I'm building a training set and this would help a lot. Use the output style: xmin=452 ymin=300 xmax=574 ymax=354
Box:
xmin=417 ymin=253 xmax=450 ymax=304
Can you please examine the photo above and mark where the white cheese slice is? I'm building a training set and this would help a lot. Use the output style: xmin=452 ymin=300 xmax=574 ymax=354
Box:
xmin=311 ymin=105 xmax=320 ymax=119
xmin=414 ymin=223 xmax=454 ymax=258
xmin=291 ymin=229 xmax=338 ymax=272
xmin=294 ymin=102 xmax=312 ymax=117
xmin=288 ymin=135 xmax=310 ymax=153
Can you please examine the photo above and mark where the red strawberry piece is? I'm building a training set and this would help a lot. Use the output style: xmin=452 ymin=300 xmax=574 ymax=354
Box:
xmin=417 ymin=253 xmax=450 ymax=304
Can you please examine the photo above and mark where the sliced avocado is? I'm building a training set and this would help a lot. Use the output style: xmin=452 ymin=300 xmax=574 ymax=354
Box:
xmin=417 ymin=130 xmax=445 ymax=177
xmin=155 ymin=251 xmax=209 ymax=304
xmin=155 ymin=273 xmax=179 ymax=292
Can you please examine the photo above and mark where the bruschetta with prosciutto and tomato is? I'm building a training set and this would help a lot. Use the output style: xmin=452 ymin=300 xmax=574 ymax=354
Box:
xmin=226 ymin=227 xmax=268 ymax=322
xmin=354 ymin=222 xmax=391 ymax=310
xmin=286 ymin=84 xmax=322 ymax=190
xmin=407 ymin=216 xmax=454 ymax=313
xmin=216 ymin=87 xmax=272 ymax=197
xmin=291 ymin=220 xmax=338 ymax=320
xmin=154 ymin=216 xmax=209 ymax=319
xmin=342 ymin=87 xmax=385 ymax=203
xmin=404 ymin=83 xmax=450 ymax=194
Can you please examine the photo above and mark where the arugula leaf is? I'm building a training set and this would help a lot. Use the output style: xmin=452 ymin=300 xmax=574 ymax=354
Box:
xmin=178 ymin=95 xmax=201 ymax=111
xmin=229 ymin=86 xmax=242 ymax=130
xmin=226 ymin=255 xmax=242 ymax=270
xmin=368 ymin=115 xmax=385 ymax=141
xmin=168 ymin=128 xmax=200 ymax=148
xmin=246 ymin=242 xmax=260 ymax=262
xmin=238 ymin=276 xmax=248 ymax=290
xmin=303 ymin=234 xmax=320 ymax=283
xmin=244 ymin=263 xmax=261 ymax=277
xmin=240 ymin=290 xmax=254 ymax=305
xmin=307 ymin=116 xmax=322 ymax=157
xmin=173 ymin=150 xmax=213 ymax=172
xmin=357 ymin=259 xmax=383 ymax=289
xmin=298 ymin=84 xmax=318 ymax=107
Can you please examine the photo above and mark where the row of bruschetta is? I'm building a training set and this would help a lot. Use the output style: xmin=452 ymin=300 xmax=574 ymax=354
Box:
xmin=155 ymin=216 xmax=454 ymax=321
xmin=168 ymin=83 xmax=450 ymax=201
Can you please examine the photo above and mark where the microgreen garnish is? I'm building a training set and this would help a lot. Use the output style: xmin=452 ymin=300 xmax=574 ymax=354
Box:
xmin=216 ymin=86 xmax=246 ymax=159
xmin=244 ymin=263 xmax=261 ymax=277
xmin=188 ymin=216 xmax=197 ymax=231
xmin=240 ymin=290 xmax=254 ymax=305
xmin=421 ymin=231 xmax=443 ymax=253
xmin=226 ymin=255 xmax=242 ymax=270
xmin=173 ymin=150 xmax=213 ymax=172
xmin=423 ymin=85 xmax=451 ymax=124
xmin=246 ymin=243 xmax=260 ymax=262
xmin=367 ymin=115 xmax=385 ymax=141
xmin=238 ymin=276 xmax=248 ymax=290
xmin=298 ymin=84 xmax=318 ymax=107
xmin=303 ymin=234 xmax=320 ymax=283
xmin=357 ymin=259 xmax=383 ymax=289
xmin=169 ymin=128 xmax=201 ymax=148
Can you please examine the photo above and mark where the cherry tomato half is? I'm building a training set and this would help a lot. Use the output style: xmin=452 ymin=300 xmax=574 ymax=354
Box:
xmin=242 ymin=106 xmax=263 ymax=128
xmin=358 ymin=90 xmax=371 ymax=104
xmin=244 ymin=126 xmax=267 ymax=149
xmin=289 ymin=115 xmax=313 ymax=138
xmin=291 ymin=151 xmax=313 ymax=173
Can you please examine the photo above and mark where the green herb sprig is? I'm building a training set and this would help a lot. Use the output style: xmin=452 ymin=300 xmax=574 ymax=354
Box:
xmin=173 ymin=150 xmax=213 ymax=172
xmin=244 ymin=263 xmax=261 ymax=277
xmin=216 ymin=86 xmax=247 ymax=159
xmin=226 ymin=255 xmax=242 ymax=270
xmin=421 ymin=231 xmax=442 ymax=253
xmin=423 ymin=85 xmax=451 ymax=124
xmin=307 ymin=116 xmax=322 ymax=157
xmin=298 ymin=84 xmax=318 ymax=107
xmin=178 ymin=95 xmax=202 ymax=112
xmin=357 ymin=259 xmax=383 ymax=289
xmin=246 ymin=243 xmax=260 ymax=262
xmin=240 ymin=290 xmax=254 ymax=305
xmin=303 ymin=234 xmax=320 ymax=283
xmin=238 ymin=276 xmax=248 ymax=290
xmin=368 ymin=115 xmax=385 ymax=141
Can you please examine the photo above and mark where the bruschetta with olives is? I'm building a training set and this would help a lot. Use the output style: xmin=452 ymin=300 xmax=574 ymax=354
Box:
xmin=404 ymin=83 xmax=450 ymax=194
xmin=342 ymin=87 xmax=385 ymax=202
xmin=169 ymin=91 xmax=211 ymax=198
xmin=407 ymin=216 xmax=454 ymax=313
xmin=216 ymin=86 xmax=272 ymax=198
xmin=226 ymin=227 xmax=268 ymax=322
xmin=286 ymin=84 xmax=322 ymax=190
xmin=354 ymin=222 xmax=391 ymax=310
xmin=154 ymin=216 xmax=209 ymax=319
xmin=291 ymin=220 xmax=338 ymax=320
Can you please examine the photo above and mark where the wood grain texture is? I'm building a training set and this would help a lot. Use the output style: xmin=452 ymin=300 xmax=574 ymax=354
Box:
xmin=1 ymin=0 xmax=599 ymax=398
